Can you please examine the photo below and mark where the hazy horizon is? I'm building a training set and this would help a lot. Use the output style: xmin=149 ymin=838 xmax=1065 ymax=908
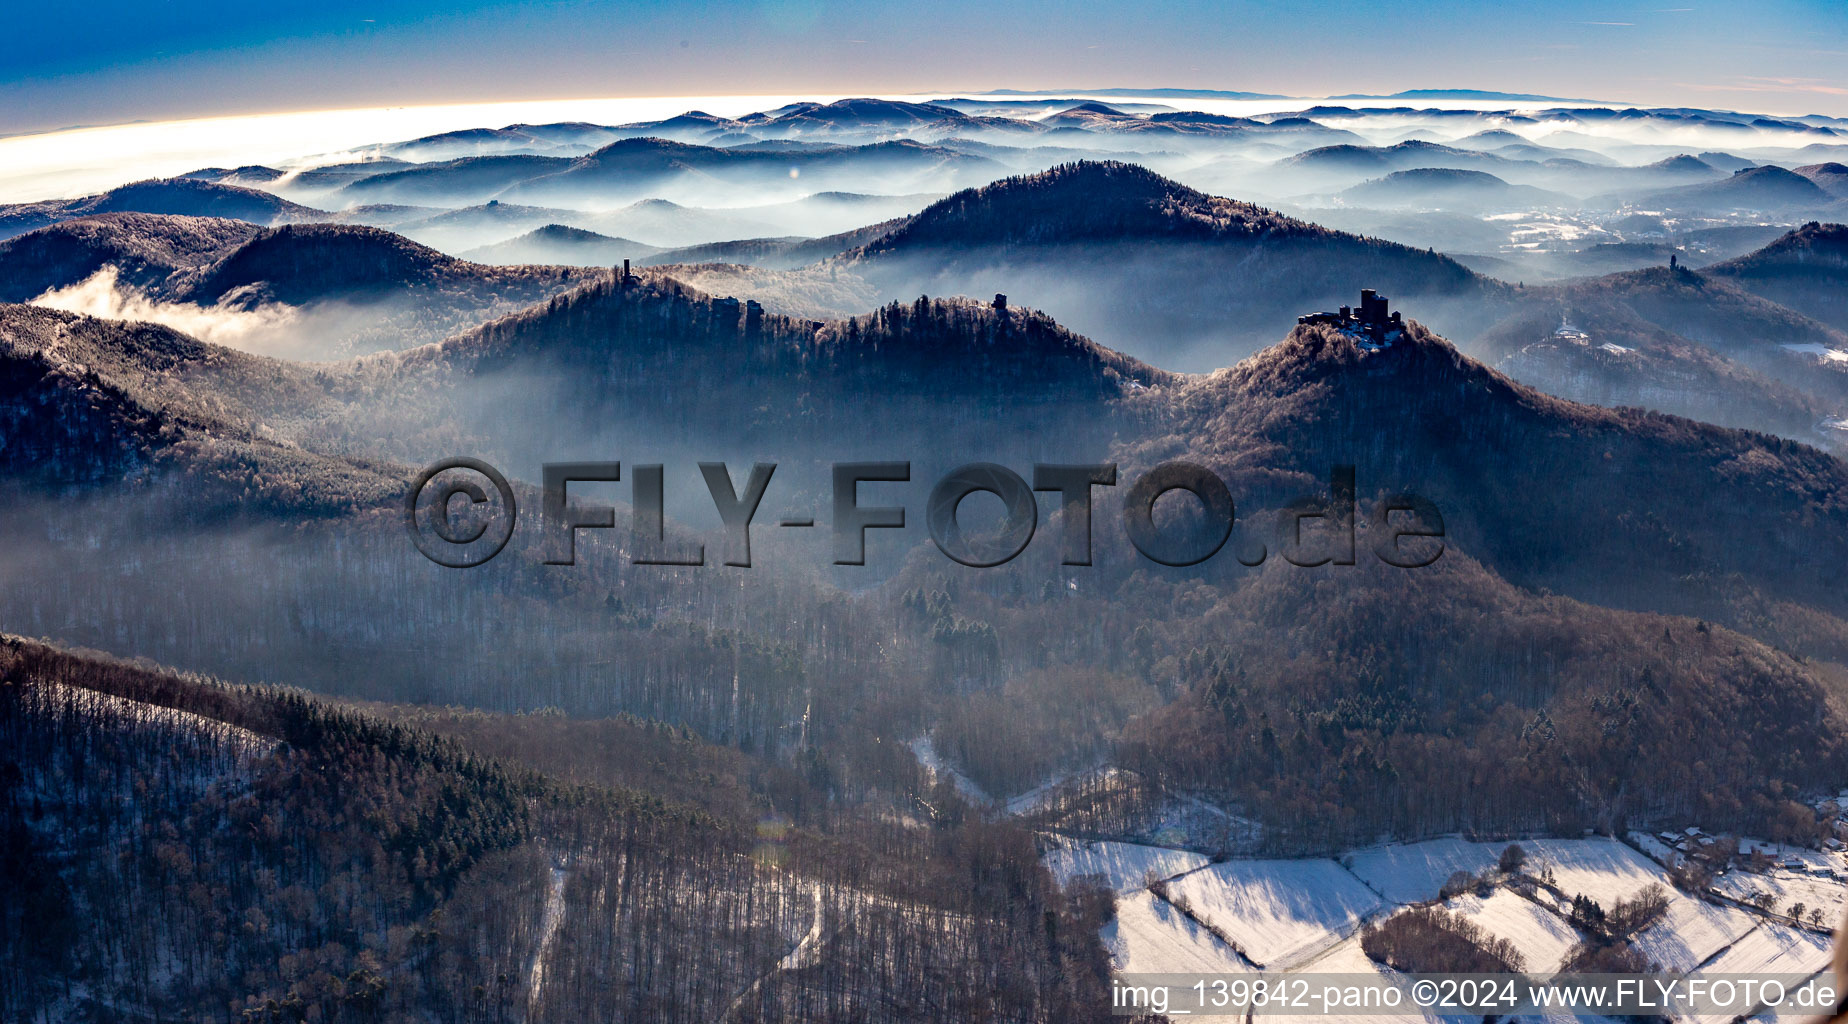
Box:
xmin=4 ymin=0 xmax=1845 ymax=136
xmin=2 ymin=86 xmax=1839 ymax=207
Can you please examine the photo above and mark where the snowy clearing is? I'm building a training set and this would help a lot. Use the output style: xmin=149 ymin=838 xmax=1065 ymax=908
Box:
xmin=1523 ymin=837 xmax=1672 ymax=906
xmin=1163 ymin=859 xmax=1385 ymax=968
xmin=1267 ymin=935 xmax=1441 ymax=1024
xmin=526 ymin=865 xmax=567 ymax=1018
xmin=1102 ymin=891 xmax=1255 ymax=975
xmin=1005 ymin=766 xmax=1115 ymax=817
xmin=1343 ymin=837 xmax=1502 ymax=904
xmin=1041 ymin=835 xmax=1210 ymax=894
xmin=1629 ymin=896 xmax=1759 ymax=971
xmin=1140 ymin=791 xmax=1264 ymax=851
xmin=1699 ymin=921 xmax=1832 ymax=975
xmin=47 ymin=681 xmax=275 ymax=755
xmin=1442 ymin=888 xmax=1584 ymax=973
xmin=1781 ymin=342 xmax=1848 ymax=363
xmin=1737 ymin=839 xmax=1842 ymax=873
xmin=1715 ymin=870 xmax=1847 ymax=923
xmin=1046 ymin=834 xmax=1846 ymax=986
xmin=1687 ymin=925 xmax=1832 ymax=1024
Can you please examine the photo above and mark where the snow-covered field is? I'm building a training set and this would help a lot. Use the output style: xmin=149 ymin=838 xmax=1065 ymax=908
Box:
xmin=1344 ymin=837 xmax=1502 ymax=904
xmin=1523 ymin=837 xmax=1673 ymax=906
xmin=1041 ymin=836 xmax=1210 ymax=894
xmin=1630 ymin=897 xmax=1760 ymax=971
xmin=1443 ymin=888 xmax=1584 ymax=972
xmin=1163 ymin=858 xmax=1386 ymax=968
xmin=1053 ymin=830 xmax=1848 ymax=1016
xmin=1265 ymin=934 xmax=1443 ymax=1024
xmin=1698 ymin=920 xmax=1832 ymax=975
xmin=1716 ymin=869 xmax=1848 ymax=922
xmin=1686 ymin=924 xmax=1833 ymax=1024
xmin=1102 ymin=891 xmax=1255 ymax=975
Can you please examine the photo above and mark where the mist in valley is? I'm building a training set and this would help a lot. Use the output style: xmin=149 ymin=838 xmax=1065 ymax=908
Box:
xmin=7 ymin=84 xmax=1848 ymax=1023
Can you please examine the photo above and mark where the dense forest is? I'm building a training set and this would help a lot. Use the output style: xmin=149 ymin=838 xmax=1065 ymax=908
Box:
xmin=0 ymin=636 xmax=1114 ymax=1022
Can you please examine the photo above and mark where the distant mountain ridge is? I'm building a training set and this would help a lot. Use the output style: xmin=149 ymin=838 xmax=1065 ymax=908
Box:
xmin=1607 ymin=164 xmax=1834 ymax=211
xmin=1281 ymin=141 xmax=1726 ymax=195
xmin=980 ymin=87 xmax=1291 ymax=100
xmin=1796 ymin=162 xmax=1848 ymax=199
xmin=460 ymin=224 xmax=662 ymax=265
xmin=642 ymin=218 xmax=912 ymax=270
xmin=1331 ymin=88 xmax=1615 ymax=103
xmin=0 ymin=178 xmax=323 ymax=240
xmin=328 ymin=135 xmax=1006 ymax=209
xmin=1337 ymin=167 xmax=1574 ymax=209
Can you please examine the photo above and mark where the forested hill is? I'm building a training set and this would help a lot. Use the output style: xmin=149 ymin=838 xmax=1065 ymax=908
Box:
xmin=1704 ymin=221 xmax=1848 ymax=330
xmin=178 ymin=223 xmax=594 ymax=306
xmin=0 ymin=303 xmax=401 ymax=508
xmin=0 ymin=213 xmax=263 ymax=300
xmin=419 ymin=270 xmax=1174 ymax=396
xmin=0 ymin=177 xmax=322 ymax=240
xmin=852 ymin=161 xmax=1484 ymax=285
xmin=858 ymin=161 xmax=1319 ymax=247
xmin=832 ymin=161 xmax=1507 ymax=369
xmin=916 ymin=320 xmax=1848 ymax=844
xmin=1 ymin=634 xmax=540 ymax=1021
xmin=1164 ymin=319 xmax=1848 ymax=621
xmin=0 ymin=635 xmax=1115 ymax=1022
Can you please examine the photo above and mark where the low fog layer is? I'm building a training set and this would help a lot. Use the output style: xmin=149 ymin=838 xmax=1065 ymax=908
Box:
xmin=9 ymin=91 xmax=1848 ymax=1024
xmin=31 ymin=266 xmax=302 ymax=353
xmin=2 ymin=98 xmax=1838 ymax=351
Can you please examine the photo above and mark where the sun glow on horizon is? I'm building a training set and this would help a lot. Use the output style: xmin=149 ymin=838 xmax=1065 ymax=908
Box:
xmin=0 ymin=90 xmax=1649 ymax=206
xmin=0 ymin=93 xmax=838 ymax=204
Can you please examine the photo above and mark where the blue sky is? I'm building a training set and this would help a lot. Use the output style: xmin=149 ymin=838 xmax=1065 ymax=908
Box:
xmin=4 ymin=0 xmax=1845 ymax=132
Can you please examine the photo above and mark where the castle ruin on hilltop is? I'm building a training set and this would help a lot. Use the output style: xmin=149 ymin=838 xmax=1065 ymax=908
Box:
xmin=1298 ymin=289 xmax=1404 ymax=349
